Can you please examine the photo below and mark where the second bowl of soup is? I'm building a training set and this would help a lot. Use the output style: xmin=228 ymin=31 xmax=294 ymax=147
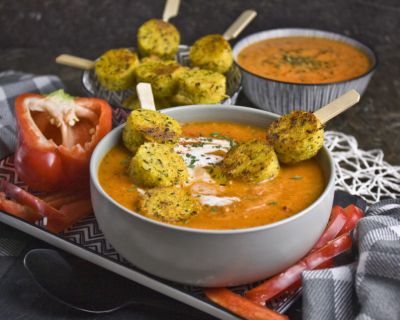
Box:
xmin=233 ymin=28 xmax=377 ymax=113
xmin=90 ymin=105 xmax=335 ymax=286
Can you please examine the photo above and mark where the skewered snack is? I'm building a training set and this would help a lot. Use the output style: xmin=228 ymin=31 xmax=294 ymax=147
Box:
xmin=135 ymin=60 xmax=187 ymax=99
xmin=266 ymin=111 xmax=324 ymax=164
xmin=128 ymin=142 xmax=188 ymax=187
xmin=122 ymin=94 xmax=170 ymax=110
xmin=122 ymin=94 xmax=141 ymax=110
xmin=137 ymin=19 xmax=180 ymax=60
xmin=94 ymin=48 xmax=139 ymax=91
xmin=138 ymin=186 xmax=200 ymax=223
xmin=173 ymin=68 xmax=226 ymax=105
xmin=189 ymin=34 xmax=233 ymax=74
xmin=220 ymin=140 xmax=280 ymax=183
xmin=122 ymin=109 xmax=182 ymax=154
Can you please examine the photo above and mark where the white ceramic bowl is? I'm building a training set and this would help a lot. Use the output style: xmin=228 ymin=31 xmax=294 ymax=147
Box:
xmin=90 ymin=105 xmax=335 ymax=287
xmin=233 ymin=28 xmax=378 ymax=114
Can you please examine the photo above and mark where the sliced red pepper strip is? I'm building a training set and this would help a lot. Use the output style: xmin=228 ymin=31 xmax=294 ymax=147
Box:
xmin=339 ymin=204 xmax=364 ymax=235
xmin=41 ymin=190 xmax=75 ymax=203
xmin=312 ymin=206 xmax=347 ymax=250
xmin=304 ymin=234 xmax=352 ymax=269
xmin=0 ymin=180 xmax=93 ymax=233
xmin=44 ymin=191 xmax=90 ymax=209
xmin=0 ymin=192 xmax=41 ymax=222
xmin=0 ymin=179 xmax=65 ymax=221
xmin=245 ymin=234 xmax=352 ymax=305
xmin=14 ymin=90 xmax=112 ymax=192
xmin=204 ymin=288 xmax=288 ymax=320
xmin=46 ymin=199 xmax=93 ymax=233
xmin=267 ymin=258 xmax=335 ymax=301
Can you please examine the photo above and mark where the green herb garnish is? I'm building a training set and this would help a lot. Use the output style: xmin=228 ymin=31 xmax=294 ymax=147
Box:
xmin=210 ymin=132 xmax=221 ymax=137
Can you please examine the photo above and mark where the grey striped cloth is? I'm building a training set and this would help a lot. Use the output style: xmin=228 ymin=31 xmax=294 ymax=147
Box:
xmin=302 ymin=199 xmax=400 ymax=320
xmin=0 ymin=70 xmax=64 ymax=159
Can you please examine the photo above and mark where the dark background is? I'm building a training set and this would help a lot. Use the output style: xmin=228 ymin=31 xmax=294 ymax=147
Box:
xmin=0 ymin=0 xmax=399 ymax=319
xmin=1 ymin=0 xmax=399 ymax=163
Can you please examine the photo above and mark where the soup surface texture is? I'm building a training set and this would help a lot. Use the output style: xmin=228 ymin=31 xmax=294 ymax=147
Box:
xmin=98 ymin=122 xmax=325 ymax=230
xmin=238 ymin=36 xmax=371 ymax=84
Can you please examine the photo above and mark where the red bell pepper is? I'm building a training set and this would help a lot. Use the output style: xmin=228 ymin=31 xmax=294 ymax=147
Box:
xmin=14 ymin=90 xmax=112 ymax=192
xmin=245 ymin=234 xmax=352 ymax=305
xmin=340 ymin=204 xmax=364 ymax=235
xmin=0 ymin=180 xmax=92 ymax=233
xmin=204 ymin=288 xmax=288 ymax=320
xmin=312 ymin=206 xmax=347 ymax=250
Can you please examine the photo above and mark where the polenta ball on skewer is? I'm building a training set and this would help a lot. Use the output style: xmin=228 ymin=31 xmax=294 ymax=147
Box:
xmin=137 ymin=19 xmax=180 ymax=60
xmin=266 ymin=90 xmax=361 ymax=164
xmin=173 ymin=68 xmax=226 ymax=105
xmin=189 ymin=34 xmax=233 ymax=74
xmin=136 ymin=60 xmax=187 ymax=99
xmin=138 ymin=186 xmax=200 ymax=223
xmin=95 ymin=48 xmax=139 ymax=91
xmin=122 ymin=93 xmax=171 ymax=110
xmin=266 ymin=111 xmax=324 ymax=165
xmin=128 ymin=142 xmax=188 ymax=188
xmin=122 ymin=109 xmax=182 ymax=153
xmin=220 ymin=140 xmax=280 ymax=183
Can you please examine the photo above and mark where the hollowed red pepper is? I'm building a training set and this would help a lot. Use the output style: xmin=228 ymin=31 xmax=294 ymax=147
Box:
xmin=14 ymin=90 xmax=112 ymax=192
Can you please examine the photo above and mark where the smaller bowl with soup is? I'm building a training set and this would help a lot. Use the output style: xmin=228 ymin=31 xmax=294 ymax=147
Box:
xmin=233 ymin=28 xmax=377 ymax=114
xmin=90 ymin=105 xmax=335 ymax=287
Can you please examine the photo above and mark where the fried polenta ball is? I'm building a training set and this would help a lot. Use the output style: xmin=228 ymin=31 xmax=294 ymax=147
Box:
xmin=174 ymin=68 xmax=226 ymax=105
xmin=95 ymin=48 xmax=139 ymax=91
xmin=189 ymin=34 xmax=233 ymax=74
xmin=266 ymin=111 xmax=324 ymax=164
xmin=221 ymin=140 xmax=280 ymax=183
xmin=140 ymin=55 xmax=163 ymax=63
xmin=122 ymin=109 xmax=182 ymax=154
xmin=138 ymin=186 xmax=200 ymax=223
xmin=122 ymin=94 xmax=172 ymax=110
xmin=137 ymin=19 xmax=180 ymax=60
xmin=136 ymin=60 xmax=187 ymax=99
xmin=129 ymin=143 xmax=188 ymax=188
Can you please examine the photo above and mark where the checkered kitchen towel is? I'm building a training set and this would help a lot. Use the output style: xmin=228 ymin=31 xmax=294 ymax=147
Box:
xmin=302 ymin=199 xmax=400 ymax=320
xmin=0 ymin=70 xmax=64 ymax=159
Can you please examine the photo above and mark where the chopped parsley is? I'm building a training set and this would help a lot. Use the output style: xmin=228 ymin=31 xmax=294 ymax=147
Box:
xmin=210 ymin=132 xmax=221 ymax=137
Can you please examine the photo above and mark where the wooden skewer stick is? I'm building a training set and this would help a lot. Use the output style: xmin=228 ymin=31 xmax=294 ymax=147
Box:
xmin=162 ymin=0 xmax=180 ymax=22
xmin=136 ymin=83 xmax=157 ymax=111
xmin=222 ymin=10 xmax=257 ymax=41
xmin=56 ymin=0 xmax=181 ymax=70
xmin=55 ymin=54 xmax=95 ymax=70
xmin=313 ymin=90 xmax=360 ymax=124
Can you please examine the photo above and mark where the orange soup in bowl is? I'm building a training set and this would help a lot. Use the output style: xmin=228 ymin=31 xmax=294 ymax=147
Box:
xmin=98 ymin=121 xmax=325 ymax=230
xmin=237 ymin=36 xmax=371 ymax=84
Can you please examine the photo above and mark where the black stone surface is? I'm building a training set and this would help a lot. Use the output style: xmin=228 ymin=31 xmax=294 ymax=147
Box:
xmin=0 ymin=0 xmax=399 ymax=319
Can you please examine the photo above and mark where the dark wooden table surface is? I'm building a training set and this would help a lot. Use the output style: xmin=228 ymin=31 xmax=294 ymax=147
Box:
xmin=0 ymin=0 xmax=399 ymax=319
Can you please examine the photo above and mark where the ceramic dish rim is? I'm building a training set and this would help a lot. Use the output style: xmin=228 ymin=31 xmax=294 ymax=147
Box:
xmin=232 ymin=27 xmax=379 ymax=87
xmin=90 ymin=104 xmax=335 ymax=235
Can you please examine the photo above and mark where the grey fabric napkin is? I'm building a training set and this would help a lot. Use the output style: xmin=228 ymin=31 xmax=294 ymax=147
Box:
xmin=0 ymin=70 xmax=64 ymax=159
xmin=302 ymin=199 xmax=400 ymax=320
